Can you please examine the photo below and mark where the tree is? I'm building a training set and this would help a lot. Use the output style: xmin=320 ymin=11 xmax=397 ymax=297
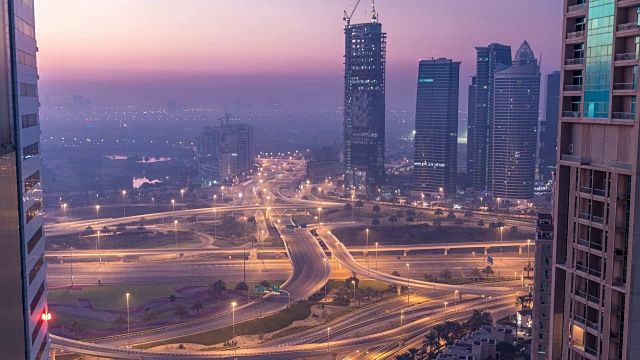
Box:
xmin=143 ymin=308 xmax=159 ymax=326
xmin=464 ymin=309 xmax=493 ymax=332
xmin=191 ymin=300 xmax=204 ymax=315
xmin=343 ymin=203 xmax=352 ymax=211
xmin=422 ymin=330 xmax=440 ymax=357
xmin=208 ymin=280 xmax=226 ymax=298
xmin=235 ymin=282 xmax=249 ymax=294
xmin=510 ymin=226 xmax=518 ymax=233
xmin=477 ymin=220 xmax=485 ymax=227
xmin=371 ymin=218 xmax=381 ymax=226
xmin=464 ymin=211 xmax=473 ymax=220
xmin=523 ymin=261 xmax=534 ymax=278
xmin=112 ymin=314 xmax=127 ymax=331
xmin=406 ymin=216 xmax=415 ymax=225
xmin=259 ymin=280 xmax=271 ymax=288
xmin=446 ymin=212 xmax=456 ymax=220
xmin=169 ymin=294 xmax=177 ymax=302
xmin=372 ymin=205 xmax=381 ymax=213
xmin=68 ymin=321 xmax=84 ymax=337
xmin=173 ymin=304 xmax=189 ymax=322
xmin=406 ymin=209 xmax=416 ymax=217
xmin=454 ymin=218 xmax=464 ymax=227
xmin=433 ymin=219 xmax=442 ymax=227
xmin=388 ymin=216 xmax=398 ymax=226
xmin=345 ymin=276 xmax=359 ymax=289
xmin=469 ymin=267 xmax=482 ymax=281
xmin=391 ymin=271 xmax=401 ymax=277
xmin=247 ymin=216 xmax=256 ymax=223
xmin=496 ymin=341 xmax=519 ymax=360
xmin=434 ymin=209 xmax=444 ymax=218
xmin=482 ymin=266 xmax=494 ymax=278
xmin=439 ymin=268 xmax=453 ymax=283
xmin=355 ymin=200 xmax=364 ymax=211
xmin=424 ymin=274 xmax=434 ymax=282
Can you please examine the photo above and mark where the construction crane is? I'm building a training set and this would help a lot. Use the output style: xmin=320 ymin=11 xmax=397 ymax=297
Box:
xmin=343 ymin=0 xmax=362 ymax=25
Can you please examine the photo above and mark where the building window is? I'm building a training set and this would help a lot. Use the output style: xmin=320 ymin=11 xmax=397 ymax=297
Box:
xmin=19 ymin=83 xmax=37 ymax=97
xmin=26 ymin=200 xmax=41 ymax=224
xmin=29 ymin=281 xmax=44 ymax=314
xmin=22 ymin=142 xmax=38 ymax=160
xmin=27 ymin=227 xmax=42 ymax=255
xmin=24 ymin=170 xmax=40 ymax=193
xmin=17 ymin=50 xmax=37 ymax=68
xmin=29 ymin=255 xmax=44 ymax=285
xmin=15 ymin=17 xmax=35 ymax=38
xmin=21 ymin=114 xmax=38 ymax=128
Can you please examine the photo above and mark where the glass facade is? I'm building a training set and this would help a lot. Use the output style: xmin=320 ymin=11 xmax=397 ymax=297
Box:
xmin=584 ymin=0 xmax=614 ymax=118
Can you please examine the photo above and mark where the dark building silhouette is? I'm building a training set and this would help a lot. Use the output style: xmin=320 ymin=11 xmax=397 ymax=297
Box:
xmin=539 ymin=71 xmax=561 ymax=181
xmin=467 ymin=76 xmax=477 ymax=181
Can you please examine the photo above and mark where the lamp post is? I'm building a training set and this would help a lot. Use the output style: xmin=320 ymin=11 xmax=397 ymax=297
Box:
xmin=317 ymin=207 xmax=322 ymax=224
xmin=97 ymin=231 xmax=101 ymax=265
xmin=444 ymin=301 xmax=448 ymax=310
xmin=365 ymin=228 xmax=370 ymax=274
xmin=375 ymin=242 xmax=379 ymax=271
xmin=454 ymin=290 xmax=458 ymax=306
xmin=231 ymin=302 xmax=236 ymax=340
xmin=352 ymin=280 xmax=357 ymax=308
xmin=174 ymin=220 xmax=178 ymax=259
xmin=323 ymin=258 xmax=328 ymax=300
xmin=180 ymin=189 xmax=185 ymax=210
xmin=351 ymin=195 xmax=355 ymax=222
xmin=406 ymin=263 xmax=410 ymax=305
xmin=213 ymin=194 xmax=217 ymax=206
xmin=95 ymin=204 xmax=100 ymax=223
xmin=62 ymin=203 xmax=67 ymax=217
xmin=527 ymin=239 xmax=531 ymax=258
xmin=171 ymin=199 xmax=175 ymax=213
xmin=151 ymin=197 xmax=155 ymax=214
xmin=500 ymin=226 xmax=504 ymax=260
xmin=121 ymin=190 xmax=126 ymax=218
xmin=126 ymin=293 xmax=130 ymax=347
xmin=327 ymin=327 xmax=331 ymax=352
xmin=439 ymin=187 xmax=444 ymax=205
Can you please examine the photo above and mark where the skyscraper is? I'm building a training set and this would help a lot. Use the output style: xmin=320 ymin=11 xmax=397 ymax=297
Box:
xmin=467 ymin=76 xmax=477 ymax=181
xmin=547 ymin=1 xmax=638 ymax=358
xmin=490 ymin=41 xmax=540 ymax=202
xmin=472 ymin=43 xmax=512 ymax=193
xmin=343 ymin=10 xmax=386 ymax=195
xmin=0 ymin=0 xmax=50 ymax=359
xmin=539 ymin=71 xmax=561 ymax=182
xmin=412 ymin=58 xmax=460 ymax=199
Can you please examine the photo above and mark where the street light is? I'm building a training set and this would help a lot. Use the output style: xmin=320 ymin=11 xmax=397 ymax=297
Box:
xmin=317 ymin=207 xmax=322 ymax=224
xmin=180 ymin=189 xmax=185 ymax=210
xmin=126 ymin=293 xmax=130 ymax=347
xmin=365 ymin=228 xmax=370 ymax=275
xmin=62 ymin=203 xmax=68 ymax=217
xmin=500 ymin=226 xmax=504 ymax=260
xmin=97 ymin=231 xmax=101 ymax=265
xmin=171 ymin=199 xmax=175 ymax=213
xmin=527 ymin=239 xmax=531 ymax=258
xmin=151 ymin=197 xmax=155 ymax=214
xmin=121 ymin=190 xmax=126 ymax=218
xmin=95 ymin=205 xmax=100 ymax=223
xmin=231 ymin=302 xmax=237 ymax=340
xmin=406 ymin=263 xmax=410 ymax=305
xmin=454 ymin=290 xmax=458 ymax=306
xmin=327 ymin=327 xmax=331 ymax=352
xmin=444 ymin=301 xmax=448 ymax=310
xmin=352 ymin=280 xmax=357 ymax=308
xmin=323 ymin=258 xmax=329 ymax=300
xmin=375 ymin=242 xmax=379 ymax=271
xmin=174 ymin=220 xmax=179 ymax=258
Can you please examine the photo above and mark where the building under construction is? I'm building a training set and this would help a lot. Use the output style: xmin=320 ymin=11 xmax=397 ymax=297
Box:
xmin=343 ymin=1 xmax=387 ymax=195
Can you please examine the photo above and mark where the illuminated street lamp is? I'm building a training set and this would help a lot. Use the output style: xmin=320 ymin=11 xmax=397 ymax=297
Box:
xmin=444 ymin=301 xmax=448 ymax=309
xmin=174 ymin=220 xmax=179 ymax=257
xmin=171 ymin=199 xmax=175 ymax=212
xmin=365 ymin=228 xmax=370 ymax=275
xmin=61 ymin=203 xmax=68 ymax=217
xmin=97 ymin=231 xmax=102 ymax=264
xmin=323 ymin=258 xmax=329 ymax=300
xmin=406 ymin=263 xmax=410 ymax=305
xmin=151 ymin=197 xmax=155 ymax=214
xmin=231 ymin=302 xmax=237 ymax=340
xmin=126 ymin=293 xmax=131 ymax=347
xmin=213 ymin=194 xmax=217 ymax=206
xmin=317 ymin=207 xmax=322 ymax=224
xmin=121 ymin=190 xmax=127 ymax=218
xmin=327 ymin=327 xmax=331 ymax=352
xmin=180 ymin=189 xmax=185 ymax=210
xmin=454 ymin=290 xmax=458 ymax=306
xmin=375 ymin=242 xmax=379 ymax=271
xmin=527 ymin=239 xmax=531 ymax=258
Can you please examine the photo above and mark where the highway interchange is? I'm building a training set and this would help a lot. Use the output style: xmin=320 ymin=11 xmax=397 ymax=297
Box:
xmin=48 ymin=159 xmax=530 ymax=359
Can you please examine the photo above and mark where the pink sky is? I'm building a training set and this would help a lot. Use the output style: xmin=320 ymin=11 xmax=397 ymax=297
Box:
xmin=35 ymin=0 xmax=563 ymax=108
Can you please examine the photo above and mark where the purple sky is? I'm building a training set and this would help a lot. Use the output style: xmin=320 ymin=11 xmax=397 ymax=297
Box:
xmin=36 ymin=0 xmax=563 ymax=110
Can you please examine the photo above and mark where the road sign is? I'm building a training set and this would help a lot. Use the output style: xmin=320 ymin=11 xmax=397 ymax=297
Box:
xmin=255 ymin=286 xmax=265 ymax=293
xmin=487 ymin=256 xmax=494 ymax=265
xmin=272 ymin=285 xmax=280 ymax=294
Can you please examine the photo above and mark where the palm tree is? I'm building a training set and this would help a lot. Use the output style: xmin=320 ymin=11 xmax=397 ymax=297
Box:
xmin=372 ymin=204 xmax=381 ymax=213
xmin=469 ymin=267 xmax=482 ymax=281
xmin=464 ymin=211 xmax=473 ymax=220
xmin=143 ymin=308 xmax=159 ymax=326
xmin=391 ymin=271 xmax=401 ymax=277
xmin=482 ymin=266 xmax=494 ymax=279
xmin=235 ymin=282 xmax=249 ymax=294
xmin=173 ymin=304 xmax=189 ymax=322
xmin=406 ymin=216 xmax=415 ymax=225
xmin=434 ymin=209 xmax=444 ymax=218
xmin=523 ymin=261 xmax=534 ymax=278
xmin=477 ymin=220 xmax=485 ymax=227
xmin=439 ymin=268 xmax=453 ymax=283
xmin=191 ymin=300 xmax=204 ymax=315
xmin=422 ymin=330 xmax=440 ymax=357
xmin=454 ymin=218 xmax=464 ymax=227
xmin=355 ymin=200 xmax=364 ymax=211
xmin=371 ymin=218 xmax=381 ymax=226
xmin=388 ymin=216 xmax=398 ymax=226
xmin=446 ymin=212 xmax=456 ymax=220
xmin=68 ymin=321 xmax=84 ymax=337
xmin=516 ymin=295 xmax=531 ymax=312
xmin=465 ymin=309 xmax=493 ymax=331
xmin=112 ymin=314 xmax=127 ymax=331
xmin=208 ymin=280 xmax=226 ymax=299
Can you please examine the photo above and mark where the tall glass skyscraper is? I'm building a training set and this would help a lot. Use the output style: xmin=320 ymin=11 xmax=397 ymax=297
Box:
xmin=546 ymin=1 xmax=640 ymax=359
xmin=343 ymin=12 xmax=386 ymax=195
xmin=472 ymin=43 xmax=512 ymax=193
xmin=539 ymin=71 xmax=561 ymax=182
xmin=412 ymin=58 xmax=460 ymax=200
xmin=467 ymin=76 xmax=477 ymax=180
xmin=490 ymin=41 xmax=540 ymax=202
xmin=0 ymin=0 xmax=49 ymax=359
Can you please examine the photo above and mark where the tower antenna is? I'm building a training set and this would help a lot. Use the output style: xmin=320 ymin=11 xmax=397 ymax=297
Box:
xmin=372 ymin=0 xmax=378 ymax=23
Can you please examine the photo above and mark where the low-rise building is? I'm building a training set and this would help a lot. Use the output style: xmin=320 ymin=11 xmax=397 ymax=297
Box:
xmin=436 ymin=326 xmax=515 ymax=360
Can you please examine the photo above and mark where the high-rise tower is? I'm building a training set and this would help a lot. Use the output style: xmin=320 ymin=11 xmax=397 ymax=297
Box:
xmin=540 ymin=71 xmax=561 ymax=182
xmin=490 ymin=41 xmax=540 ymax=202
xmin=547 ymin=1 xmax=640 ymax=359
xmin=343 ymin=7 xmax=386 ymax=194
xmin=472 ymin=43 xmax=512 ymax=193
xmin=412 ymin=58 xmax=460 ymax=200
xmin=0 ymin=0 xmax=49 ymax=359
xmin=467 ymin=76 xmax=477 ymax=181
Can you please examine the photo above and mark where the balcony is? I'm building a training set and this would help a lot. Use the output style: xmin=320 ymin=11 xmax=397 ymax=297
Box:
xmin=567 ymin=30 xmax=586 ymax=41
xmin=613 ymin=276 xmax=625 ymax=288
xmin=617 ymin=22 xmax=640 ymax=33
xmin=615 ymin=52 xmax=639 ymax=62
xmin=579 ymin=212 xmax=591 ymax=221
xmin=576 ymin=263 xmax=589 ymax=274
xmin=593 ymin=188 xmax=605 ymax=197
xmin=561 ymin=155 xmax=590 ymax=164
xmin=609 ymin=160 xmax=632 ymax=170
xmin=590 ymin=241 xmax=603 ymax=251
xmin=562 ymin=111 xmax=581 ymax=118
xmin=612 ymin=112 xmax=635 ymax=120
xmin=574 ymin=315 xmax=586 ymax=325
xmin=585 ymin=346 xmax=598 ymax=357
xmin=588 ymin=294 xmax=600 ymax=305
xmin=618 ymin=0 xmax=640 ymax=6
xmin=575 ymin=289 xmax=587 ymax=299
xmin=592 ymin=216 xmax=604 ymax=224
xmin=580 ymin=186 xmax=592 ymax=194
xmin=564 ymin=84 xmax=583 ymax=92
xmin=568 ymin=3 xmax=587 ymax=13
xmin=589 ymin=267 xmax=602 ymax=277
xmin=577 ymin=238 xmax=590 ymax=248
xmin=566 ymin=58 xmax=585 ymax=66
xmin=613 ymin=82 xmax=636 ymax=90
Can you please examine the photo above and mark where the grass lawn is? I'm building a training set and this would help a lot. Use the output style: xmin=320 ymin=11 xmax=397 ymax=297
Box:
xmin=48 ymin=284 xmax=182 ymax=310
xmin=326 ymin=279 xmax=390 ymax=293
xmin=332 ymin=224 xmax=533 ymax=247
xmin=47 ymin=230 xmax=201 ymax=250
xmin=50 ymin=312 xmax=114 ymax=331
xmin=140 ymin=301 xmax=317 ymax=348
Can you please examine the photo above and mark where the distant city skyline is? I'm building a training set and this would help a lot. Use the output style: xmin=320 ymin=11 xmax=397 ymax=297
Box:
xmin=36 ymin=0 xmax=562 ymax=110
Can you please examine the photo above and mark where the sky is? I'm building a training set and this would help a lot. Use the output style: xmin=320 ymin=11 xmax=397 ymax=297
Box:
xmin=36 ymin=0 xmax=563 ymax=110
